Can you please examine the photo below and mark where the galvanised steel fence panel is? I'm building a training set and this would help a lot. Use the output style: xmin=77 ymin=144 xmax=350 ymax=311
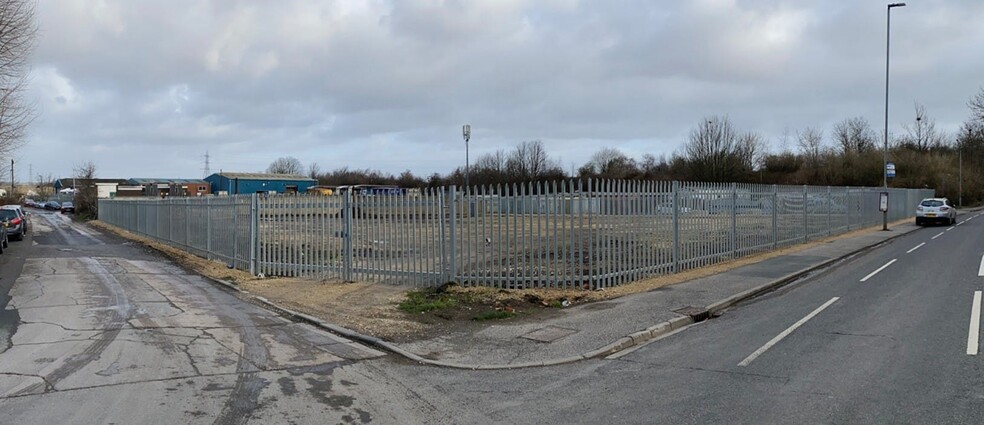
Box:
xmin=98 ymin=181 xmax=935 ymax=290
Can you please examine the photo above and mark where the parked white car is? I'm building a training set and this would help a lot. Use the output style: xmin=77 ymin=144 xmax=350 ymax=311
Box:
xmin=915 ymin=197 xmax=956 ymax=226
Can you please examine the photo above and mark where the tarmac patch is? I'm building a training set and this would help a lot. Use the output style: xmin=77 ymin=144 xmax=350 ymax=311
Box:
xmin=520 ymin=326 xmax=578 ymax=343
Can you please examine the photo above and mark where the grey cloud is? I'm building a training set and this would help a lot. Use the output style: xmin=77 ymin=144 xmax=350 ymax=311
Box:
xmin=20 ymin=0 xmax=984 ymax=181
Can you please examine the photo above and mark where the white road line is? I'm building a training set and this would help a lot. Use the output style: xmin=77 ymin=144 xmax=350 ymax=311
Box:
xmin=860 ymin=259 xmax=898 ymax=282
xmin=738 ymin=297 xmax=840 ymax=367
xmin=968 ymin=291 xmax=982 ymax=356
xmin=932 ymin=232 xmax=945 ymax=240
xmin=979 ymin=254 xmax=984 ymax=277
xmin=947 ymin=226 xmax=956 ymax=231
xmin=906 ymin=243 xmax=926 ymax=254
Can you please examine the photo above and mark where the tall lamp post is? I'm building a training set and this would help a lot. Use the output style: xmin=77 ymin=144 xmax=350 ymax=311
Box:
xmin=883 ymin=2 xmax=906 ymax=231
xmin=959 ymin=141 xmax=963 ymax=207
xmin=462 ymin=124 xmax=471 ymax=188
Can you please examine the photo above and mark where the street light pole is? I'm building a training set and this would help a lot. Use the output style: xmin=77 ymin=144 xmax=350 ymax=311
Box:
xmin=959 ymin=143 xmax=963 ymax=207
xmin=462 ymin=124 xmax=471 ymax=188
xmin=883 ymin=2 xmax=906 ymax=231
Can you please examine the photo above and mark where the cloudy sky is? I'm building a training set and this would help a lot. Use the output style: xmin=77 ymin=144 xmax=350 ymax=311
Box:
xmin=20 ymin=0 xmax=984 ymax=181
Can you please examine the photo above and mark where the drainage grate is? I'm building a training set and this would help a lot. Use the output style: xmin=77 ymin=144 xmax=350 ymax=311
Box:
xmin=674 ymin=306 xmax=711 ymax=322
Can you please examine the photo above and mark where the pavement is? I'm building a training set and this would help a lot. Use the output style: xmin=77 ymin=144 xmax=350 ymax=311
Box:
xmin=213 ymin=211 xmax=981 ymax=370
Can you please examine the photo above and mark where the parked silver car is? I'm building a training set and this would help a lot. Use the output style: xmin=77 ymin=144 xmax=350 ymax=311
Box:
xmin=0 ymin=205 xmax=26 ymax=241
xmin=915 ymin=197 xmax=956 ymax=226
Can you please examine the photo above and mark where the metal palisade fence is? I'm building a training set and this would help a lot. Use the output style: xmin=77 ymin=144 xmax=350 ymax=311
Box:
xmin=98 ymin=180 xmax=934 ymax=290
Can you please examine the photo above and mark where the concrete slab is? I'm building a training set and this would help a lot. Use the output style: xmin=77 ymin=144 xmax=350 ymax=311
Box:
xmin=520 ymin=326 xmax=579 ymax=343
xmin=733 ymin=255 xmax=830 ymax=279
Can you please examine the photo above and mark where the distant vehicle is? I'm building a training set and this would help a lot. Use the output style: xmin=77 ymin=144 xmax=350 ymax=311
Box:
xmin=44 ymin=201 xmax=61 ymax=211
xmin=915 ymin=197 xmax=956 ymax=226
xmin=308 ymin=186 xmax=336 ymax=196
xmin=335 ymin=184 xmax=405 ymax=196
xmin=61 ymin=201 xmax=75 ymax=214
xmin=24 ymin=199 xmax=37 ymax=208
xmin=0 ymin=208 xmax=26 ymax=241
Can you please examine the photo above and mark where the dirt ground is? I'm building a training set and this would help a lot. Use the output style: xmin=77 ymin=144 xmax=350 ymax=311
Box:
xmin=89 ymin=219 xmax=912 ymax=342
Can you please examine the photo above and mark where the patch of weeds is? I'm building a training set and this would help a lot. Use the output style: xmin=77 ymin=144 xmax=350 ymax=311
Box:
xmin=548 ymin=300 xmax=563 ymax=308
xmin=472 ymin=310 xmax=516 ymax=321
xmin=399 ymin=290 xmax=458 ymax=314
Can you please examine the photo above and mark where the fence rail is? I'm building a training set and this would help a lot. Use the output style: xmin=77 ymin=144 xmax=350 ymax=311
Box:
xmin=98 ymin=180 xmax=934 ymax=290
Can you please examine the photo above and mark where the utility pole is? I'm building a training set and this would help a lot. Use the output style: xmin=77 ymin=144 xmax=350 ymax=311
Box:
xmin=10 ymin=159 xmax=13 ymax=195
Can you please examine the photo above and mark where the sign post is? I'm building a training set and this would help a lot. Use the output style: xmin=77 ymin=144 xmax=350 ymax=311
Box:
xmin=880 ymin=192 xmax=889 ymax=231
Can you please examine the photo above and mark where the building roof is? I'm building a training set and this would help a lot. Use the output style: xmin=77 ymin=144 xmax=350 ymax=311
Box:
xmin=208 ymin=172 xmax=315 ymax=182
xmin=128 ymin=178 xmax=208 ymax=185
xmin=55 ymin=178 xmax=130 ymax=187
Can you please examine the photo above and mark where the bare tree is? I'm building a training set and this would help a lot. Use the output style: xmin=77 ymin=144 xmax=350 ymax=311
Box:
xmin=638 ymin=154 xmax=671 ymax=179
xmin=73 ymin=161 xmax=97 ymax=217
xmin=474 ymin=150 xmax=507 ymax=174
xmin=579 ymin=147 xmax=638 ymax=179
xmin=33 ymin=173 xmax=53 ymax=197
xmin=307 ymin=162 xmax=321 ymax=180
xmin=833 ymin=117 xmax=877 ymax=153
xmin=797 ymin=126 xmax=825 ymax=164
xmin=506 ymin=140 xmax=559 ymax=181
xmin=899 ymin=103 xmax=947 ymax=151
xmin=970 ymin=87 xmax=984 ymax=124
xmin=0 ymin=0 xmax=38 ymax=158
xmin=396 ymin=170 xmax=424 ymax=188
xmin=682 ymin=116 xmax=759 ymax=182
xmin=267 ymin=156 xmax=303 ymax=175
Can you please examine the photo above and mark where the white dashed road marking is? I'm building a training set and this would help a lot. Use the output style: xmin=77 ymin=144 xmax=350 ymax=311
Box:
xmin=860 ymin=259 xmax=897 ymax=282
xmin=968 ymin=291 xmax=982 ymax=356
xmin=739 ymin=297 xmax=840 ymax=367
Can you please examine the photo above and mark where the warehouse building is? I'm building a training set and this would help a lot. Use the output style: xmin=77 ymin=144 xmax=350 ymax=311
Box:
xmin=203 ymin=172 xmax=316 ymax=195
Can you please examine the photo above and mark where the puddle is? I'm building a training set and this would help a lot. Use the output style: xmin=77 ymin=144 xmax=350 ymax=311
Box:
xmin=0 ymin=307 xmax=18 ymax=355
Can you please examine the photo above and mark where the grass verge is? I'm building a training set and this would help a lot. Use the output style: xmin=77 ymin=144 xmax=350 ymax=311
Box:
xmin=398 ymin=289 xmax=458 ymax=314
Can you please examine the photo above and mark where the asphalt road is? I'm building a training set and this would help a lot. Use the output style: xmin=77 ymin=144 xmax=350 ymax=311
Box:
xmin=384 ymin=211 xmax=984 ymax=424
xmin=0 ymin=210 xmax=442 ymax=425
xmin=4 ymin=209 xmax=982 ymax=424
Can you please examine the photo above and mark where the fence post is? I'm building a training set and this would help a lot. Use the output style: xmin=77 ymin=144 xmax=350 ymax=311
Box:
xmin=730 ymin=182 xmax=737 ymax=258
xmin=803 ymin=185 xmax=808 ymax=242
xmin=249 ymin=194 xmax=259 ymax=275
xmin=672 ymin=181 xmax=681 ymax=273
xmin=206 ymin=197 xmax=212 ymax=260
xmin=168 ymin=200 xmax=174 ymax=242
xmin=587 ymin=178 xmax=595 ymax=289
xmin=827 ymin=186 xmax=832 ymax=236
xmin=772 ymin=184 xmax=778 ymax=249
xmin=448 ymin=185 xmax=457 ymax=283
xmin=184 ymin=198 xmax=190 ymax=249
xmin=343 ymin=190 xmax=354 ymax=282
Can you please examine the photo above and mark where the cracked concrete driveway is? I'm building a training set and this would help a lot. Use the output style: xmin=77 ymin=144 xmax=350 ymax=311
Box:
xmin=0 ymin=211 xmax=439 ymax=425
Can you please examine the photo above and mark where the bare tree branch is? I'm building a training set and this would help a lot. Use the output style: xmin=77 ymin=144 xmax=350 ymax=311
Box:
xmin=267 ymin=156 xmax=303 ymax=175
xmin=0 ymin=0 xmax=37 ymax=158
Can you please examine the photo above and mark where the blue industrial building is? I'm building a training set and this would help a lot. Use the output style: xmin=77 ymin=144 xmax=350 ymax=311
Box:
xmin=203 ymin=172 xmax=316 ymax=195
